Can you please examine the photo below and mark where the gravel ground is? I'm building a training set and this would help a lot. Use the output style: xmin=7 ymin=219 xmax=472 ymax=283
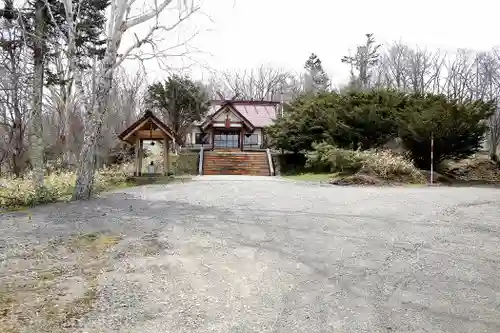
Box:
xmin=1 ymin=175 xmax=500 ymax=333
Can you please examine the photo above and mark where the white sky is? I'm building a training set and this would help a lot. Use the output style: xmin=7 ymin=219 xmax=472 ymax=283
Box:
xmin=125 ymin=0 xmax=500 ymax=86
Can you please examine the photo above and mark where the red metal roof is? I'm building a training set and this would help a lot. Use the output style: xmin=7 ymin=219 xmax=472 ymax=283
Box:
xmin=206 ymin=100 xmax=279 ymax=128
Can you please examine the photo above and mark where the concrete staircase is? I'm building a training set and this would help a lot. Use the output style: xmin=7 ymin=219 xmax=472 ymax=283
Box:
xmin=203 ymin=151 xmax=270 ymax=176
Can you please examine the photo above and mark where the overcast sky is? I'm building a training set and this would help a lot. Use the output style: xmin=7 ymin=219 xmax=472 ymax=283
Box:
xmin=126 ymin=0 xmax=500 ymax=86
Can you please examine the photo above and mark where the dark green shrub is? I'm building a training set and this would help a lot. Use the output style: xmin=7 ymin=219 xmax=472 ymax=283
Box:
xmin=398 ymin=94 xmax=494 ymax=169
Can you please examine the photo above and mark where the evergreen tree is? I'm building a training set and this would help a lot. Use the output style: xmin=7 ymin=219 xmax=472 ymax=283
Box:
xmin=268 ymin=90 xmax=495 ymax=171
xmin=328 ymin=90 xmax=404 ymax=150
xmin=267 ymin=92 xmax=326 ymax=153
xmin=147 ymin=75 xmax=211 ymax=144
xmin=36 ymin=0 xmax=109 ymax=84
xmin=267 ymin=90 xmax=403 ymax=152
xmin=398 ymin=94 xmax=495 ymax=169
xmin=304 ymin=53 xmax=330 ymax=92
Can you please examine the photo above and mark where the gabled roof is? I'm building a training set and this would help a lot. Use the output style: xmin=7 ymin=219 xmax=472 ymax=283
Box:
xmin=197 ymin=100 xmax=279 ymax=128
xmin=118 ymin=110 xmax=176 ymax=144
xmin=200 ymin=102 xmax=255 ymax=131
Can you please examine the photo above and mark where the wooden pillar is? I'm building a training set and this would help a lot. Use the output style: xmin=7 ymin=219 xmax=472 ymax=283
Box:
xmin=164 ymin=138 xmax=170 ymax=176
xmin=211 ymin=128 xmax=215 ymax=150
xmin=138 ymin=139 xmax=143 ymax=176
xmin=134 ymin=137 xmax=140 ymax=176
xmin=240 ymin=128 xmax=244 ymax=151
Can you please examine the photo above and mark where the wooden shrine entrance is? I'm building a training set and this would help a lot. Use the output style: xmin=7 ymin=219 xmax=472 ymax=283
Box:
xmin=118 ymin=110 xmax=176 ymax=176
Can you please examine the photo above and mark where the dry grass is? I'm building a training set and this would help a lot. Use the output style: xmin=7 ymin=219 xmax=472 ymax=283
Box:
xmin=0 ymin=232 xmax=122 ymax=333
xmin=330 ymin=174 xmax=382 ymax=186
xmin=282 ymin=173 xmax=333 ymax=182
xmin=443 ymin=156 xmax=500 ymax=183
xmin=67 ymin=232 xmax=122 ymax=258
xmin=359 ymin=150 xmax=426 ymax=183
xmin=306 ymin=143 xmax=426 ymax=185
xmin=0 ymin=164 xmax=133 ymax=211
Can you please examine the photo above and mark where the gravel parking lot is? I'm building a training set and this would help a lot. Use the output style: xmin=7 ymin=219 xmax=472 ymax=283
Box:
xmin=1 ymin=175 xmax=500 ymax=332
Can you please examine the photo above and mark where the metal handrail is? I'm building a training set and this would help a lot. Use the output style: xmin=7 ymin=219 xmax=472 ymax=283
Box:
xmin=198 ymin=145 xmax=204 ymax=175
xmin=266 ymin=148 xmax=274 ymax=176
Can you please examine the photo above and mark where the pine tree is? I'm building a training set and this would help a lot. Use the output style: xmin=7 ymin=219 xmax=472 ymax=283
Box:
xmin=147 ymin=75 xmax=211 ymax=145
xmin=304 ymin=53 xmax=330 ymax=93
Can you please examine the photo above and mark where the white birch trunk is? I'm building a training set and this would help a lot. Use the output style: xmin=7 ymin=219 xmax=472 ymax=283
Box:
xmin=73 ymin=41 xmax=117 ymax=200
xmin=30 ymin=0 xmax=45 ymax=189
xmin=489 ymin=110 xmax=500 ymax=161
xmin=71 ymin=0 xmax=198 ymax=199
xmin=70 ymin=0 xmax=119 ymax=199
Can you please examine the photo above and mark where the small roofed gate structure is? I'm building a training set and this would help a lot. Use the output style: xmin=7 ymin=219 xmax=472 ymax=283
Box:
xmin=118 ymin=110 xmax=176 ymax=176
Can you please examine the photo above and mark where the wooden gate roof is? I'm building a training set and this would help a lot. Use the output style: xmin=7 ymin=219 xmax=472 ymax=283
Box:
xmin=200 ymin=102 xmax=255 ymax=131
xmin=118 ymin=110 xmax=175 ymax=144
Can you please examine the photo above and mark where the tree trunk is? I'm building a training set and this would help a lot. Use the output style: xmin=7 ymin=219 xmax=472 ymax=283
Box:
xmin=12 ymin=101 xmax=25 ymax=178
xmin=72 ymin=0 xmax=192 ymax=199
xmin=73 ymin=110 xmax=101 ymax=199
xmin=12 ymin=140 xmax=23 ymax=177
xmin=9 ymin=38 xmax=25 ymax=177
xmin=73 ymin=49 xmax=117 ymax=200
xmin=30 ymin=0 xmax=45 ymax=189
xmin=489 ymin=131 xmax=499 ymax=162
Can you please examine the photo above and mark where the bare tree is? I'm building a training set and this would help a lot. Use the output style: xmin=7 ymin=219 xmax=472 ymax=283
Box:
xmin=203 ymin=73 xmax=230 ymax=99
xmin=342 ymin=33 xmax=381 ymax=90
xmin=443 ymin=49 xmax=477 ymax=102
xmin=63 ymin=0 xmax=200 ymax=199
xmin=219 ymin=65 xmax=293 ymax=101
xmin=98 ymin=68 xmax=145 ymax=165
xmin=45 ymin=80 xmax=79 ymax=167
xmin=44 ymin=37 xmax=81 ymax=168
xmin=380 ymin=42 xmax=409 ymax=90
xmin=375 ymin=42 xmax=500 ymax=159
xmin=488 ymin=108 xmax=500 ymax=160
xmin=281 ymin=73 xmax=307 ymax=102
xmin=473 ymin=50 xmax=500 ymax=160
xmin=404 ymin=47 xmax=444 ymax=94
xmin=0 ymin=4 xmax=31 ymax=177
